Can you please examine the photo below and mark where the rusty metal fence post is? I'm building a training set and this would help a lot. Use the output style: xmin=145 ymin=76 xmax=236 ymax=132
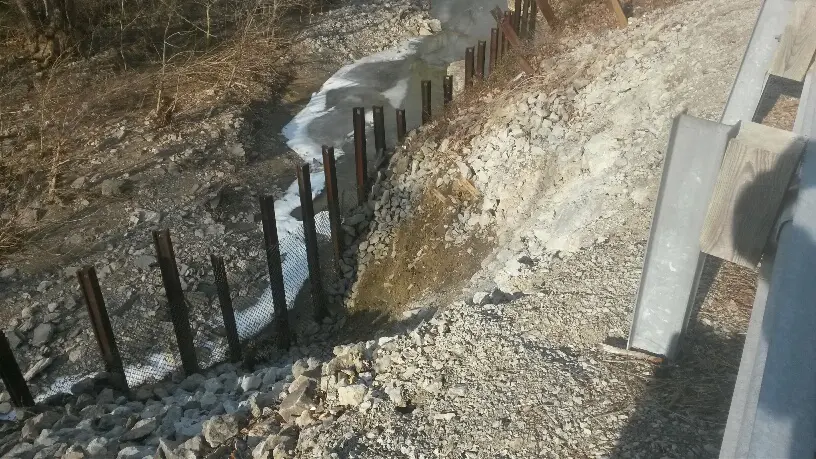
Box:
xmin=373 ymin=105 xmax=386 ymax=156
xmin=0 ymin=332 xmax=33 ymax=407
xmin=491 ymin=28 xmax=500 ymax=69
xmin=209 ymin=255 xmax=242 ymax=363
xmin=497 ymin=19 xmax=505 ymax=60
xmin=465 ymin=47 xmax=474 ymax=88
xmin=396 ymin=109 xmax=406 ymax=143
xmin=77 ymin=266 xmax=128 ymax=392
xmin=520 ymin=0 xmax=530 ymax=38
xmin=443 ymin=75 xmax=453 ymax=105
xmin=504 ymin=11 xmax=513 ymax=51
xmin=259 ymin=195 xmax=292 ymax=349
xmin=322 ymin=145 xmax=343 ymax=272
xmin=297 ymin=164 xmax=328 ymax=320
xmin=513 ymin=0 xmax=522 ymax=32
xmin=421 ymin=80 xmax=432 ymax=124
xmin=152 ymin=229 xmax=199 ymax=375
xmin=476 ymin=41 xmax=486 ymax=80
xmin=529 ymin=0 xmax=537 ymax=36
xmin=353 ymin=107 xmax=368 ymax=205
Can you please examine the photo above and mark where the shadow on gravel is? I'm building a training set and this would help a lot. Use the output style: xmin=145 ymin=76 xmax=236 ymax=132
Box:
xmin=611 ymin=143 xmax=810 ymax=457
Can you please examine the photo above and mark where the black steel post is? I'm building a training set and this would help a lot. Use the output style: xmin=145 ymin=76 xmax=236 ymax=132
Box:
xmin=465 ymin=47 xmax=474 ymax=87
xmin=476 ymin=41 xmax=486 ymax=80
xmin=322 ymin=145 xmax=343 ymax=272
xmin=297 ymin=164 xmax=328 ymax=320
xmin=443 ymin=75 xmax=453 ymax=106
xmin=396 ymin=109 xmax=407 ymax=143
xmin=353 ymin=106 xmax=368 ymax=205
xmin=259 ymin=195 xmax=292 ymax=349
xmin=520 ymin=0 xmax=530 ymax=38
xmin=421 ymin=80 xmax=432 ymax=124
xmin=153 ymin=229 xmax=199 ymax=375
xmin=373 ymin=105 xmax=386 ymax=156
xmin=209 ymin=255 xmax=242 ymax=363
xmin=77 ymin=266 xmax=128 ymax=392
xmin=0 ymin=332 xmax=33 ymax=407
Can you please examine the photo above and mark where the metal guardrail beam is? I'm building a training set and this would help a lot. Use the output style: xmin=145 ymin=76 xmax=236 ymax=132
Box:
xmin=720 ymin=68 xmax=816 ymax=458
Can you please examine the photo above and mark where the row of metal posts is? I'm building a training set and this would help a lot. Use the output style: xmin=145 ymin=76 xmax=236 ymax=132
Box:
xmin=0 ymin=158 xmax=342 ymax=406
xmin=0 ymin=0 xmax=559 ymax=405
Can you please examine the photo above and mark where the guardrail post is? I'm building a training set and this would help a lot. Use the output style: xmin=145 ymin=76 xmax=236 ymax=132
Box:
xmin=77 ymin=266 xmax=128 ymax=392
xmin=465 ymin=47 xmax=475 ymax=88
xmin=353 ymin=106 xmax=368 ymax=205
xmin=421 ymin=80 xmax=432 ymax=124
xmin=476 ymin=41 xmax=486 ymax=80
xmin=396 ymin=109 xmax=407 ymax=143
xmin=443 ymin=75 xmax=453 ymax=105
xmin=153 ymin=229 xmax=199 ymax=375
xmin=259 ymin=196 xmax=293 ymax=349
xmin=297 ymin=164 xmax=328 ymax=320
xmin=0 ymin=332 xmax=33 ymax=407
xmin=209 ymin=255 xmax=242 ymax=363
xmin=322 ymin=145 xmax=343 ymax=271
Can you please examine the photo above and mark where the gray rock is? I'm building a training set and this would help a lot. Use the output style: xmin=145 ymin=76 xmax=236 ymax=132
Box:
xmin=0 ymin=402 xmax=11 ymax=414
xmin=4 ymin=331 xmax=20 ymax=349
xmin=337 ymin=384 xmax=367 ymax=407
xmin=201 ymin=414 xmax=245 ymax=447
xmin=203 ymin=378 xmax=223 ymax=394
xmin=278 ymin=376 xmax=317 ymax=423
xmin=99 ymin=179 xmax=125 ymax=197
xmin=239 ymin=374 xmax=261 ymax=392
xmin=70 ymin=176 xmax=86 ymax=189
xmin=97 ymin=388 xmax=115 ymax=405
xmin=62 ymin=445 xmax=86 ymax=459
xmin=180 ymin=373 xmax=206 ymax=392
xmin=0 ymin=267 xmax=16 ymax=279
xmin=472 ymin=291 xmax=490 ymax=305
xmin=85 ymin=437 xmax=109 ymax=456
xmin=21 ymin=411 xmax=61 ymax=441
xmin=120 ymin=418 xmax=157 ymax=441
xmin=133 ymin=256 xmax=156 ymax=271
xmin=116 ymin=445 xmax=154 ymax=459
xmin=30 ymin=323 xmax=53 ymax=346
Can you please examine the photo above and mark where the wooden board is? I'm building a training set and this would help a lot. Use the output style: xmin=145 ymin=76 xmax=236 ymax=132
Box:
xmin=699 ymin=123 xmax=805 ymax=268
xmin=769 ymin=0 xmax=816 ymax=82
xmin=607 ymin=0 xmax=627 ymax=28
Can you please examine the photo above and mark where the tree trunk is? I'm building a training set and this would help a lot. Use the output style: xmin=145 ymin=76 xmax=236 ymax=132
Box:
xmin=14 ymin=0 xmax=81 ymax=62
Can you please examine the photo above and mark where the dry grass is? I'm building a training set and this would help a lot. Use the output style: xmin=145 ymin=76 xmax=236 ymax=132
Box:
xmin=0 ymin=0 xmax=321 ymax=261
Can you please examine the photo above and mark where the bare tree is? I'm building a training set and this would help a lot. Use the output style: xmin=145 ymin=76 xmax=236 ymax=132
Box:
xmin=14 ymin=0 xmax=82 ymax=61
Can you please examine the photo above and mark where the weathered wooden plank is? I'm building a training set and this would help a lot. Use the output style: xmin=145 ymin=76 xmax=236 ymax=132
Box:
xmin=699 ymin=124 xmax=804 ymax=268
xmin=607 ymin=0 xmax=627 ymax=28
xmin=768 ymin=0 xmax=816 ymax=82
xmin=532 ymin=0 xmax=557 ymax=28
